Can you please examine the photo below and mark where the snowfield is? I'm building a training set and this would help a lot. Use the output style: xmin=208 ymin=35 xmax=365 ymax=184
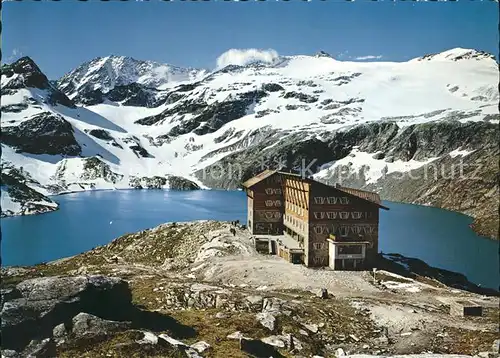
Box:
xmin=1 ymin=48 xmax=498 ymax=217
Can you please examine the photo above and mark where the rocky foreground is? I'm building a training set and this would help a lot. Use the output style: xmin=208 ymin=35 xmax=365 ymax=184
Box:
xmin=1 ymin=221 xmax=499 ymax=358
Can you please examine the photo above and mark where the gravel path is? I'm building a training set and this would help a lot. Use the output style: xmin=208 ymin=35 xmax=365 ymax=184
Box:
xmin=199 ymin=254 xmax=381 ymax=297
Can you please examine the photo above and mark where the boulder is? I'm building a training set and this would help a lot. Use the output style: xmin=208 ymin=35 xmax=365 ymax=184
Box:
xmin=256 ymin=312 xmax=276 ymax=331
xmin=245 ymin=295 xmax=264 ymax=309
xmin=476 ymin=353 xmax=492 ymax=358
xmin=262 ymin=297 xmax=286 ymax=314
xmin=261 ymin=335 xmax=286 ymax=348
xmin=314 ymin=288 xmax=329 ymax=299
xmin=22 ymin=338 xmax=57 ymax=358
xmin=0 ymin=350 xmax=19 ymax=358
xmin=52 ymin=323 xmax=67 ymax=338
xmin=492 ymin=339 xmax=499 ymax=353
xmin=190 ymin=341 xmax=211 ymax=353
xmin=227 ymin=331 xmax=245 ymax=340
xmin=1 ymin=288 xmax=22 ymax=307
xmin=71 ymin=312 xmax=131 ymax=339
xmin=335 ymin=347 xmax=346 ymax=357
xmin=1 ymin=275 xmax=132 ymax=351
xmin=303 ymin=323 xmax=319 ymax=333
xmin=158 ymin=334 xmax=202 ymax=358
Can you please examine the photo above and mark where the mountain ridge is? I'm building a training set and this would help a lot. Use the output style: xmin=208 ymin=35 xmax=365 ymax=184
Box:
xmin=1 ymin=49 xmax=498 ymax=238
xmin=56 ymin=55 xmax=209 ymax=102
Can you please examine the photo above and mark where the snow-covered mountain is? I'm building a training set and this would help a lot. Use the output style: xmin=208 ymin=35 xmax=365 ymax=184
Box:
xmin=1 ymin=49 xmax=498 ymax=237
xmin=56 ymin=55 xmax=208 ymax=104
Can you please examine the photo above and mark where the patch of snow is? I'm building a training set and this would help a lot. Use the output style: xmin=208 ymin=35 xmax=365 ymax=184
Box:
xmin=382 ymin=281 xmax=422 ymax=293
xmin=314 ymin=148 xmax=438 ymax=185
xmin=449 ymin=148 xmax=475 ymax=158
xmin=0 ymin=188 xmax=22 ymax=214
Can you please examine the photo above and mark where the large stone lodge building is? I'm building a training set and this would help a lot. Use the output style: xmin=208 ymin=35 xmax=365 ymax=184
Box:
xmin=242 ymin=170 xmax=388 ymax=270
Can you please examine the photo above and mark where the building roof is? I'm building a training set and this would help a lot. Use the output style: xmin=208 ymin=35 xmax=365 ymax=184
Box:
xmin=241 ymin=170 xmax=389 ymax=210
xmin=241 ymin=169 xmax=278 ymax=188
xmin=335 ymin=185 xmax=389 ymax=210
xmin=336 ymin=186 xmax=381 ymax=204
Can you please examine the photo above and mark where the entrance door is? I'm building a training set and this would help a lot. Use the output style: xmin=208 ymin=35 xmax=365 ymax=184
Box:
xmin=343 ymin=259 xmax=355 ymax=270
xmin=269 ymin=240 xmax=277 ymax=255
xmin=291 ymin=253 xmax=303 ymax=264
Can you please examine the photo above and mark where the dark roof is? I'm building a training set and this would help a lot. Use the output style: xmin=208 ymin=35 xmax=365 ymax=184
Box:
xmin=241 ymin=170 xmax=277 ymax=188
xmin=314 ymin=181 xmax=389 ymax=210
xmin=241 ymin=170 xmax=389 ymax=210
xmin=336 ymin=186 xmax=381 ymax=204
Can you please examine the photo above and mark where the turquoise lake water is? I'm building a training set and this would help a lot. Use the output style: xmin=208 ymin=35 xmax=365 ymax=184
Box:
xmin=1 ymin=189 xmax=498 ymax=289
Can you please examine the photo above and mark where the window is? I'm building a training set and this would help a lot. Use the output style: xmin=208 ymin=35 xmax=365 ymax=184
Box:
xmin=313 ymin=242 xmax=325 ymax=250
xmin=312 ymin=256 xmax=326 ymax=265
xmin=338 ymin=245 xmax=362 ymax=255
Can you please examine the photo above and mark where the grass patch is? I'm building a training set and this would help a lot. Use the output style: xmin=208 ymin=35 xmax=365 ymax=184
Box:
xmin=129 ymin=277 xmax=170 ymax=310
xmin=168 ymin=309 xmax=282 ymax=358
xmin=435 ymin=326 xmax=499 ymax=355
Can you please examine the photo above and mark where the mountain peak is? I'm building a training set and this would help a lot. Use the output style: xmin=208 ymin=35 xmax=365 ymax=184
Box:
xmin=5 ymin=56 xmax=44 ymax=76
xmin=416 ymin=48 xmax=496 ymax=62
xmin=315 ymin=51 xmax=333 ymax=58
xmin=57 ymin=55 xmax=207 ymax=101
xmin=1 ymin=56 xmax=75 ymax=108
xmin=1 ymin=56 xmax=49 ymax=90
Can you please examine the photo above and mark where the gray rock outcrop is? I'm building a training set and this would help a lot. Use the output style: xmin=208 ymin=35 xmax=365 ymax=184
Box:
xmin=1 ymin=112 xmax=81 ymax=156
xmin=1 ymin=275 xmax=131 ymax=351
xmin=71 ymin=312 xmax=131 ymax=339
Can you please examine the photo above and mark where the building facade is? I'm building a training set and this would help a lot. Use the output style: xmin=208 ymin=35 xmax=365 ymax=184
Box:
xmin=243 ymin=170 xmax=284 ymax=236
xmin=242 ymin=170 xmax=388 ymax=269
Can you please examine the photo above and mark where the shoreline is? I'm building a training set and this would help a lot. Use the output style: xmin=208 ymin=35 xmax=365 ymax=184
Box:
xmin=2 ymin=186 xmax=494 ymax=240
xmin=2 ymin=214 xmax=498 ymax=291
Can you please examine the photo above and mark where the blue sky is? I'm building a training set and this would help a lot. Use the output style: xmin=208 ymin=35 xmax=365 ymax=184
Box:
xmin=3 ymin=1 xmax=498 ymax=79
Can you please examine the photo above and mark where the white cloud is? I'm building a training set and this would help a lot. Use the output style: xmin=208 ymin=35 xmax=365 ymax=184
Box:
xmin=337 ymin=50 xmax=349 ymax=59
xmin=354 ymin=55 xmax=383 ymax=61
xmin=7 ymin=48 xmax=24 ymax=62
xmin=216 ymin=48 xmax=279 ymax=69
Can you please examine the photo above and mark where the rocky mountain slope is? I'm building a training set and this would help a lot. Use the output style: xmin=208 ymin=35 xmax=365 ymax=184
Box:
xmin=1 ymin=221 xmax=499 ymax=357
xmin=0 ymin=57 xmax=201 ymax=215
xmin=1 ymin=49 xmax=498 ymax=237
xmin=56 ymin=55 xmax=208 ymax=103
xmin=0 ymin=168 xmax=58 ymax=217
